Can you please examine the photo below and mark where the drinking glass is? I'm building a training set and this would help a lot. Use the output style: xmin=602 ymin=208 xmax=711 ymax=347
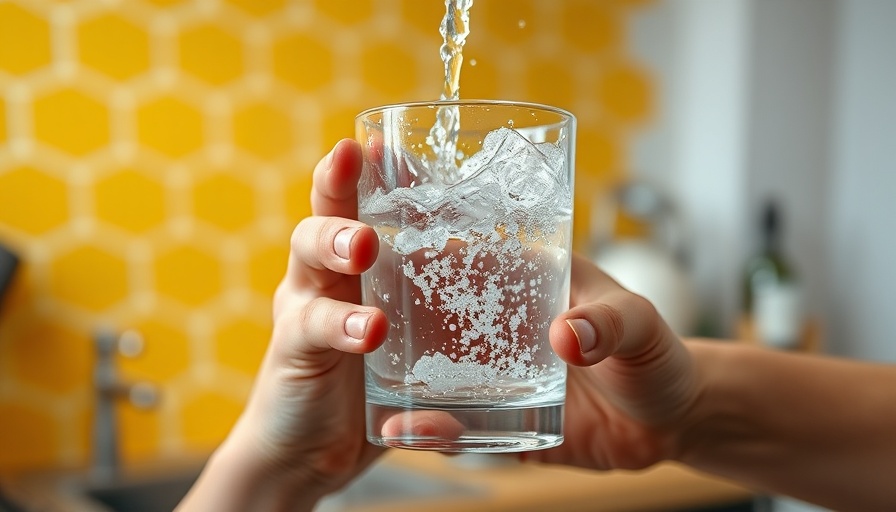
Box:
xmin=357 ymin=100 xmax=575 ymax=452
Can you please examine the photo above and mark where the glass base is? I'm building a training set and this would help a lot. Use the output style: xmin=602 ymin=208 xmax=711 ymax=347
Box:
xmin=366 ymin=402 xmax=563 ymax=453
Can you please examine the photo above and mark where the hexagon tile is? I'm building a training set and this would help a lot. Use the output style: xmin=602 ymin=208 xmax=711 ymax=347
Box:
xmin=33 ymin=87 xmax=111 ymax=156
xmin=0 ymin=0 xmax=656 ymax=471
xmin=77 ymin=13 xmax=151 ymax=81
xmin=0 ymin=2 xmax=52 ymax=75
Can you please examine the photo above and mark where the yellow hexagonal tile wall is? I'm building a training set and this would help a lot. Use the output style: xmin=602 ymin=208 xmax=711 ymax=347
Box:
xmin=94 ymin=169 xmax=167 ymax=234
xmin=119 ymin=403 xmax=161 ymax=463
xmin=119 ymin=318 xmax=192 ymax=381
xmin=179 ymin=23 xmax=244 ymax=86
xmin=320 ymin=103 xmax=368 ymax=154
xmin=233 ymin=102 xmax=293 ymax=159
xmin=313 ymin=0 xmax=373 ymax=26
xmin=224 ymin=0 xmax=285 ymax=17
xmin=272 ymin=32 xmax=334 ymax=93
xmin=480 ymin=0 xmax=536 ymax=45
xmin=0 ymin=97 xmax=7 ymax=143
xmin=154 ymin=245 xmax=222 ymax=306
xmin=597 ymin=62 xmax=654 ymax=125
xmin=192 ymin=173 xmax=256 ymax=232
xmin=577 ymin=125 xmax=623 ymax=178
xmin=9 ymin=318 xmax=92 ymax=394
xmin=0 ymin=403 xmax=58 ymax=469
xmin=284 ymin=172 xmax=314 ymax=223
xmin=214 ymin=317 xmax=269 ymax=376
xmin=0 ymin=166 xmax=70 ymax=235
xmin=399 ymin=0 xmax=443 ymax=37
xmin=50 ymin=244 xmax=130 ymax=312
xmin=33 ymin=88 xmax=110 ymax=156
xmin=180 ymin=391 xmax=244 ymax=450
xmin=136 ymin=95 xmax=204 ymax=158
xmin=561 ymin=1 xmax=623 ymax=54
xmin=462 ymin=57 xmax=501 ymax=100
xmin=360 ymin=41 xmax=420 ymax=100
xmin=0 ymin=3 xmax=52 ymax=75
xmin=143 ymin=0 xmax=188 ymax=6
xmin=77 ymin=13 xmax=151 ymax=81
xmin=525 ymin=58 xmax=576 ymax=112
xmin=247 ymin=244 xmax=289 ymax=297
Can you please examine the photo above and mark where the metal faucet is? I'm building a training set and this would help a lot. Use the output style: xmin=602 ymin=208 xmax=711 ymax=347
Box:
xmin=91 ymin=328 xmax=159 ymax=482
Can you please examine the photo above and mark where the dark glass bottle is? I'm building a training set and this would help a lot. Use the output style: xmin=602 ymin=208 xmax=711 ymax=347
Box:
xmin=742 ymin=201 xmax=794 ymax=313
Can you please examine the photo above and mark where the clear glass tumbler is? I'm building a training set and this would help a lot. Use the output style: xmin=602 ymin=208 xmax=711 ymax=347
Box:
xmin=357 ymin=100 xmax=576 ymax=452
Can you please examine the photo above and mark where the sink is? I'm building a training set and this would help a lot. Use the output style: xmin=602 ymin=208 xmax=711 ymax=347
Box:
xmin=80 ymin=469 xmax=199 ymax=512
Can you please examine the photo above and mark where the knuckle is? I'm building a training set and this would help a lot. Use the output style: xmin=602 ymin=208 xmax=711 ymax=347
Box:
xmin=272 ymin=280 xmax=290 ymax=316
xmin=300 ymin=296 xmax=341 ymax=331
xmin=628 ymin=291 xmax=659 ymax=320
xmin=291 ymin=217 xmax=344 ymax=270
xmin=298 ymin=296 xmax=323 ymax=327
xmin=595 ymin=301 xmax=627 ymax=343
xmin=624 ymin=292 xmax=668 ymax=346
xmin=291 ymin=217 xmax=315 ymax=252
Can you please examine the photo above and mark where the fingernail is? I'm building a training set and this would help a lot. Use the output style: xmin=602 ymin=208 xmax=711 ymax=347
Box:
xmin=334 ymin=227 xmax=359 ymax=260
xmin=566 ymin=319 xmax=597 ymax=353
xmin=345 ymin=312 xmax=371 ymax=340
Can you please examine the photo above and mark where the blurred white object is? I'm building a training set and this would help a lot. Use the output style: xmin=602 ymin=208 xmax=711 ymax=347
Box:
xmin=591 ymin=182 xmax=698 ymax=335
xmin=754 ymin=281 xmax=804 ymax=349
xmin=596 ymin=241 xmax=697 ymax=336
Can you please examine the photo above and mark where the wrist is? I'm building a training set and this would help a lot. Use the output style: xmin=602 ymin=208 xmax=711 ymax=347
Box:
xmin=672 ymin=340 xmax=755 ymax=468
xmin=178 ymin=421 xmax=328 ymax=512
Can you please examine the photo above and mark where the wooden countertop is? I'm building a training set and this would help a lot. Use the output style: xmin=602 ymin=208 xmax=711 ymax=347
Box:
xmin=331 ymin=450 xmax=754 ymax=512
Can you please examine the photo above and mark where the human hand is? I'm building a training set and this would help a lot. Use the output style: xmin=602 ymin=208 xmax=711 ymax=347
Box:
xmin=523 ymin=254 xmax=700 ymax=470
xmin=212 ymin=139 xmax=389 ymax=501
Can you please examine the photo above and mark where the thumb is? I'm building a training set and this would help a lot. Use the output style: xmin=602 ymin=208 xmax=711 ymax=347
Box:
xmin=550 ymin=289 xmax=669 ymax=367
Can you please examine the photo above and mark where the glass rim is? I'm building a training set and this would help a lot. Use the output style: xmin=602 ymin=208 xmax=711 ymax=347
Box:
xmin=355 ymin=99 xmax=576 ymax=123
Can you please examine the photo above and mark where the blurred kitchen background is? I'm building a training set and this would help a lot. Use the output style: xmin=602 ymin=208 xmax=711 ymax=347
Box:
xmin=0 ymin=0 xmax=894 ymax=511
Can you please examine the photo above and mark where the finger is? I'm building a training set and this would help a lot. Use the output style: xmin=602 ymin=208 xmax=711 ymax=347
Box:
xmin=281 ymin=296 xmax=388 ymax=356
xmin=311 ymin=138 xmax=363 ymax=219
xmin=375 ymin=410 xmax=466 ymax=448
xmin=285 ymin=216 xmax=379 ymax=291
xmin=550 ymin=289 xmax=670 ymax=366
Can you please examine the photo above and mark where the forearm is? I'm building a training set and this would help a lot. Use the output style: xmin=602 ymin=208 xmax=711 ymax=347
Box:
xmin=678 ymin=340 xmax=896 ymax=511
xmin=176 ymin=432 xmax=326 ymax=512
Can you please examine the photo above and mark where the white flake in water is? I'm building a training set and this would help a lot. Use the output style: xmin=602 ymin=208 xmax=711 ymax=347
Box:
xmin=408 ymin=352 xmax=500 ymax=393
xmin=394 ymin=225 xmax=450 ymax=255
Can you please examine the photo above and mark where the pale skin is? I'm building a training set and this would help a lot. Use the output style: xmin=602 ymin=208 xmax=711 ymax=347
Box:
xmin=177 ymin=139 xmax=896 ymax=512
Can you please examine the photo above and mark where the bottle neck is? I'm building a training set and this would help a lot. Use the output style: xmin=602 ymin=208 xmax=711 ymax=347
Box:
xmin=760 ymin=204 xmax=781 ymax=255
xmin=762 ymin=229 xmax=781 ymax=255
